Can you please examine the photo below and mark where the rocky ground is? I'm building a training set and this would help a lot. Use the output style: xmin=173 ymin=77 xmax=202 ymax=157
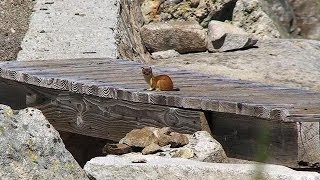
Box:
xmin=0 ymin=0 xmax=35 ymax=61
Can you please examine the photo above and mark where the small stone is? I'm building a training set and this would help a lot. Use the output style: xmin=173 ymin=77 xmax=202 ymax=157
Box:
xmin=169 ymin=132 xmax=189 ymax=148
xmin=119 ymin=127 xmax=158 ymax=148
xmin=142 ymin=142 xmax=162 ymax=155
xmin=157 ymin=134 xmax=172 ymax=147
xmin=151 ymin=50 xmax=180 ymax=59
xmin=190 ymin=0 xmax=200 ymax=8
xmin=172 ymin=148 xmax=194 ymax=159
xmin=102 ymin=143 xmax=132 ymax=155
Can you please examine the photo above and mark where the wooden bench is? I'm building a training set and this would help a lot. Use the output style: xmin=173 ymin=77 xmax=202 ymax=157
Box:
xmin=0 ymin=58 xmax=319 ymax=167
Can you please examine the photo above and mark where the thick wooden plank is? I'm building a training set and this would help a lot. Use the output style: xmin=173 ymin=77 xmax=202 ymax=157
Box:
xmin=0 ymin=58 xmax=319 ymax=122
xmin=210 ymin=112 xmax=320 ymax=167
xmin=19 ymin=83 xmax=202 ymax=141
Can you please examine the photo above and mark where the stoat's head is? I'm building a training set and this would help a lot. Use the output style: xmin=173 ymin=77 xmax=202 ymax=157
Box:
xmin=141 ymin=67 xmax=153 ymax=76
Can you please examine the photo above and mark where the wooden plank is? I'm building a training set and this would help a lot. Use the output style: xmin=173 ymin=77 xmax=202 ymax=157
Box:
xmin=209 ymin=112 xmax=320 ymax=167
xmin=1 ymin=58 xmax=319 ymax=122
xmin=19 ymin=83 xmax=202 ymax=141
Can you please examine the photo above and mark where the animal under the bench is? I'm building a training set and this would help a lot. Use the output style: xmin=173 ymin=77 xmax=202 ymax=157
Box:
xmin=141 ymin=67 xmax=179 ymax=91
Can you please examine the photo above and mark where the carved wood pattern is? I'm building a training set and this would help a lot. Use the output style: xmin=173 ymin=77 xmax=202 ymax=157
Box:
xmin=0 ymin=58 xmax=319 ymax=122
xmin=22 ymin=84 xmax=201 ymax=141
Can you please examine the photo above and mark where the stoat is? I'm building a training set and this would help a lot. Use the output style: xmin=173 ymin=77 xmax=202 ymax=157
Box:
xmin=141 ymin=67 xmax=179 ymax=91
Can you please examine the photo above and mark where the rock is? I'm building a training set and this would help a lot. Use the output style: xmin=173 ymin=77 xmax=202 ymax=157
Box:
xmin=151 ymin=38 xmax=320 ymax=91
xmin=102 ymin=143 xmax=132 ymax=155
xmin=207 ymin=20 xmax=257 ymax=52
xmin=140 ymin=21 xmax=207 ymax=53
xmin=190 ymin=0 xmax=200 ymax=8
xmin=289 ymin=0 xmax=320 ymax=40
xmin=141 ymin=0 xmax=162 ymax=23
xmin=232 ymin=0 xmax=282 ymax=38
xmin=169 ymin=132 xmax=189 ymax=148
xmin=156 ymin=133 xmax=172 ymax=147
xmin=153 ymin=131 xmax=228 ymax=163
xmin=151 ymin=49 xmax=180 ymax=59
xmin=171 ymin=148 xmax=194 ymax=159
xmin=84 ymin=155 xmax=320 ymax=180
xmin=148 ymin=0 xmax=237 ymax=27
xmin=0 ymin=104 xmax=88 ymax=179
xmin=211 ymin=33 xmax=258 ymax=52
xmin=264 ymin=0 xmax=298 ymax=36
xmin=119 ymin=127 xmax=158 ymax=148
xmin=142 ymin=142 xmax=162 ymax=155
xmin=185 ymin=131 xmax=228 ymax=163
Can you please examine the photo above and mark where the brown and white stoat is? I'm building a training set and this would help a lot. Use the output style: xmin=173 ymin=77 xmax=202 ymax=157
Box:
xmin=141 ymin=67 xmax=179 ymax=91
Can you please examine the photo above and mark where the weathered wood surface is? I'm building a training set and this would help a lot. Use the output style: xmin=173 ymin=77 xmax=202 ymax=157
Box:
xmin=211 ymin=112 xmax=320 ymax=167
xmin=1 ymin=79 xmax=201 ymax=141
xmin=0 ymin=58 xmax=319 ymax=122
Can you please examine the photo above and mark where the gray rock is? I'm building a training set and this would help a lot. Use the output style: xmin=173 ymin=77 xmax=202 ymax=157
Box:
xmin=207 ymin=20 xmax=257 ymax=52
xmin=265 ymin=0 xmax=298 ymax=36
xmin=154 ymin=131 xmax=228 ymax=163
xmin=288 ymin=0 xmax=320 ymax=40
xmin=17 ymin=0 xmax=119 ymax=61
xmin=232 ymin=0 xmax=282 ymax=38
xmin=210 ymin=33 xmax=258 ymax=52
xmin=148 ymin=0 xmax=237 ymax=27
xmin=151 ymin=49 xmax=180 ymax=59
xmin=84 ymin=154 xmax=320 ymax=180
xmin=151 ymin=38 xmax=320 ymax=91
xmin=140 ymin=21 xmax=207 ymax=53
xmin=185 ymin=131 xmax=228 ymax=163
xmin=0 ymin=104 xmax=88 ymax=179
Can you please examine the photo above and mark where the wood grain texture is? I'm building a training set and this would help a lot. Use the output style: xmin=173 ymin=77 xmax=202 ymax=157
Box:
xmin=210 ymin=112 xmax=320 ymax=167
xmin=20 ymin=83 xmax=201 ymax=141
xmin=0 ymin=58 xmax=319 ymax=122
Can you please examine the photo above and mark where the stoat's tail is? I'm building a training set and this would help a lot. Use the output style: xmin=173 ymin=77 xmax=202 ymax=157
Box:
xmin=172 ymin=88 xmax=180 ymax=91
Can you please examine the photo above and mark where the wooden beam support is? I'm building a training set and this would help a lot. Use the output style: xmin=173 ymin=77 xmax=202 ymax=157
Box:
xmin=16 ymin=82 xmax=202 ymax=141
xmin=209 ymin=112 xmax=320 ymax=167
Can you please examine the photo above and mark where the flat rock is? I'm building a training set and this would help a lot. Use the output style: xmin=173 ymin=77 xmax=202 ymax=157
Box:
xmin=212 ymin=33 xmax=258 ymax=52
xmin=84 ymin=154 xmax=320 ymax=180
xmin=152 ymin=38 xmax=320 ymax=91
xmin=119 ymin=127 xmax=158 ymax=148
xmin=142 ymin=142 xmax=162 ymax=155
xmin=102 ymin=143 xmax=132 ymax=155
xmin=17 ymin=0 xmax=119 ymax=61
xmin=151 ymin=49 xmax=180 ymax=59
xmin=140 ymin=21 xmax=207 ymax=53
xmin=0 ymin=104 xmax=88 ymax=180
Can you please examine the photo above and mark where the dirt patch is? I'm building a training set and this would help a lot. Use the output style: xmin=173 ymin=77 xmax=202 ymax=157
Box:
xmin=0 ymin=0 xmax=35 ymax=61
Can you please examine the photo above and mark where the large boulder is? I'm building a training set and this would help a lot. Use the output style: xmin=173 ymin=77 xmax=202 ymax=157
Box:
xmin=141 ymin=0 xmax=237 ymax=27
xmin=84 ymin=154 xmax=320 ymax=180
xmin=232 ymin=0 xmax=282 ymax=38
xmin=140 ymin=21 xmax=207 ymax=53
xmin=0 ymin=104 xmax=88 ymax=179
